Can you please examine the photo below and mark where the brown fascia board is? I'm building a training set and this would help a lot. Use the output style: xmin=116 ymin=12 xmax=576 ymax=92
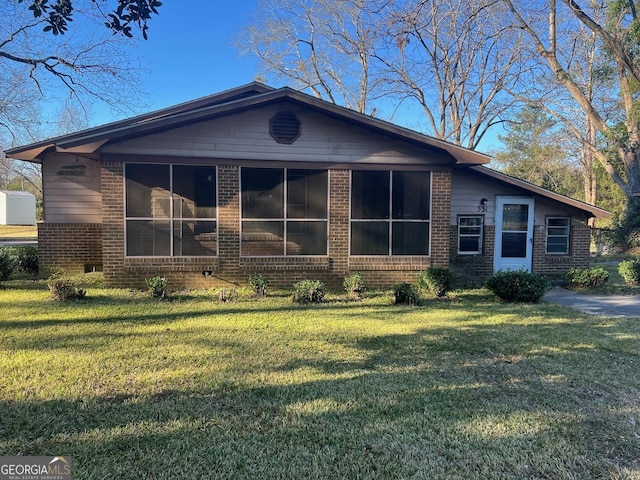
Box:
xmin=5 ymin=82 xmax=274 ymax=162
xmin=468 ymin=165 xmax=611 ymax=218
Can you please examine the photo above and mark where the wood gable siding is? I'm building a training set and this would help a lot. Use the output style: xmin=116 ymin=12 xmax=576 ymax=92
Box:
xmin=451 ymin=170 xmax=590 ymax=225
xmin=100 ymin=104 xmax=453 ymax=166
xmin=42 ymin=154 xmax=102 ymax=223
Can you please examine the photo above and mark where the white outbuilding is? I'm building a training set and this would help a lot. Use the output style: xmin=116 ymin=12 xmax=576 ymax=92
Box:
xmin=0 ymin=191 xmax=36 ymax=225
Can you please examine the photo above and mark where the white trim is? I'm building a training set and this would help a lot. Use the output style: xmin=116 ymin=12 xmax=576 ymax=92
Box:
xmin=457 ymin=215 xmax=483 ymax=255
xmin=545 ymin=216 xmax=570 ymax=255
xmin=493 ymin=196 xmax=534 ymax=272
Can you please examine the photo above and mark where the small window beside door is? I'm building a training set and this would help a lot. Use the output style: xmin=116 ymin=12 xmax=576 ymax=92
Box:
xmin=458 ymin=216 xmax=483 ymax=254
xmin=546 ymin=217 xmax=570 ymax=254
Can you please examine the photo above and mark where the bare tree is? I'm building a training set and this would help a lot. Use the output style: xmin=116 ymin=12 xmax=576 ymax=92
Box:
xmin=240 ymin=0 xmax=384 ymax=114
xmin=239 ymin=0 xmax=528 ymax=148
xmin=376 ymin=0 xmax=530 ymax=149
xmin=502 ymin=0 xmax=640 ymax=206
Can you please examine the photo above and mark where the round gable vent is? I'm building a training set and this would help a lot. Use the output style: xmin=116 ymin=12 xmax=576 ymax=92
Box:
xmin=270 ymin=112 xmax=301 ymax=144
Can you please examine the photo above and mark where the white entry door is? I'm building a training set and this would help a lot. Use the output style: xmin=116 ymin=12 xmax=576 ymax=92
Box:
xmin=493 ymin=196 xmax=535 ymax=272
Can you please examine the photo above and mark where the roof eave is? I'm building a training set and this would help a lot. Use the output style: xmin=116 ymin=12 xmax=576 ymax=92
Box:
xmin=468 ymin=166 xmax=611 ymax=218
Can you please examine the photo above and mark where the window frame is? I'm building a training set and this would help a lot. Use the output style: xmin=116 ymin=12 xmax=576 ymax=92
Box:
xmin=545 ymin=216 xmax=571 ymax=255
xmin=457 ymin=215 xmax=484 ymax=255
xmin=349 ymin=170 xmax=432 ymax=257
xmin=124 ymin=162 xmax=219 ymax=258
xmin=239 ymin=167 xmax=329 ymax=257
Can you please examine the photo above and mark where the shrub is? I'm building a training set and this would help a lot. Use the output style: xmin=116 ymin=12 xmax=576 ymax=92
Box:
xmin=9 ymin=246 xmax=38 ymax=275
xmin=618 ymin=259 xmax=640 ymax=285
xmin=564 ymin=266 xmax=609 ymax=289
xmin=218 ymin=287 xmax=239 ymax=303
xmin=485 ymin=270 xmax=548 ymax=303
xmin=418 ymin=266 xmax=453 ymax=298
xmin=47 ymin=275 xmax=86 ymax=302
xmin=146 ymin=276 xmax=169 ymax=298
xmin=393 ymin=282 xmax=419 ymax=305
xmin=0 ymin=248 xmax=17 ymax=282
xmin=343 ymin=271 xmax=365 ymax=299
xmin=248 ymin=274 xmax=267 ymax=296
xmin=292 ymin=279 xmax=325 ymax=304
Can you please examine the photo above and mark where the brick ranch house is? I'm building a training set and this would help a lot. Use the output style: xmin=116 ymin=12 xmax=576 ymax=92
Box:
xmin=7 ymin=83 xmax=609 ymax=289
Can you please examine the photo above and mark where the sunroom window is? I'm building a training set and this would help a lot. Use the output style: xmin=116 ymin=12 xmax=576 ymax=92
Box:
xmin=241 ymin=167 xmax=328 ymax=256
xmin=350 ymin=170 xmax=431 ymax=255
xmin=546 ymin=217 xmax=570 ymax=254
xmin=125 ymin=163 xmax=217 ymax=257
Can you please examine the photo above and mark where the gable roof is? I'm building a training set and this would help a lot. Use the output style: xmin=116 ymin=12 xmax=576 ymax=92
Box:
xmin=467 ymin=166 xmax=610 ymax=218
xmin=6 ymin=82 xmax=489 ymax=166
xmin=5 ymin=82 xmax=609 ymax=218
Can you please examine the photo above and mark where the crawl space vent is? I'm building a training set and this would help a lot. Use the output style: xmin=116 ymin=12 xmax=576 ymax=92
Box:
xmin=270 ymin=112 xmax=301 ymax=144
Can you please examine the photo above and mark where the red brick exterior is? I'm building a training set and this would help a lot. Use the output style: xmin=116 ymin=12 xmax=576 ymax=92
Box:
xmin=449 ymin=220 xmax=591 ymax=286
xmin=93 ymin=164 xmax=451 ymax=289
xmin=38 ymin=223 xmax=103 ymax=276
xmin=41 ymin=161 xmax=592 ymax=290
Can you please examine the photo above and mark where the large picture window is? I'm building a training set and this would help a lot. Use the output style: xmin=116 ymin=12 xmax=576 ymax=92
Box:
xmin=125 ymin=163 xmax=217 ymax=257
xmin=546 ymin=217 xmax=570 ymax=254
xmin=241 ymin=167 xmax=328 ymax=256
xmin=351 ymin=170 xmax=430 ymax=255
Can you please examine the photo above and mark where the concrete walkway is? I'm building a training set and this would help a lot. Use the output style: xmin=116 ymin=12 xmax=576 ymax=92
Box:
xmin=544 ymin=287 xmax=640 ymax=318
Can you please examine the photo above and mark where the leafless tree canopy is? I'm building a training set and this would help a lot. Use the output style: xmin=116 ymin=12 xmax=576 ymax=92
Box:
xmin=239 ymin=0 xmax=528 ymax=150
xmin=0 ymin=1 xmax=149 ymax=147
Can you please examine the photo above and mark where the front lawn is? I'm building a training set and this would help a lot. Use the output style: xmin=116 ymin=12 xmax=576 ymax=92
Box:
xmin=1 ymin=282 xmax=639 ymax=479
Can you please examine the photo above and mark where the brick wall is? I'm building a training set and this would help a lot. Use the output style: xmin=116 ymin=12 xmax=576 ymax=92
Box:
xmin=38 ymin=223 xmax=103 ymax=276
xmin=449 ymin=225 xmax=495 ymax=287
xmin=532 ymin=220 xmax=591 ymax=274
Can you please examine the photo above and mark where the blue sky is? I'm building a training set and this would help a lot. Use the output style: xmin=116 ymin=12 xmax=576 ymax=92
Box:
xmin=88 ymin=1 xmax=502 ymax=153
xmin=93 ymin=1 xmax=262 ymax=121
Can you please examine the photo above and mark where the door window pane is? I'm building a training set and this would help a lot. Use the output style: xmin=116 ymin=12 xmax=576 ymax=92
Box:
xmin=287 ymin=221 xmax=327 ymax=255
xmin=351 ymin=222 xmax=389 ymax=255
xmin=502 ymin=204 xmax=529 ymax=231
xmin=351 ymin=171 xmax=390 ymax=219
xmin=502 ymin=232 xmax=527 ymax=258
xmin=287 ymin=169 xmax=328 ymax=219
xmin=125 ymin=164 xmax=170 ymax=218
xmin=242 ymin=168 xmax=284 ymax=218
xmin=392 ymin=171 xmax=430 ymax=220
xmin=392 ymin=222 xmax=429 ymax=255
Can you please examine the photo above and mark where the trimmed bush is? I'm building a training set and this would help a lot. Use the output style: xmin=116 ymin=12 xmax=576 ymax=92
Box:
xmin=343 ymin=271 xmax=365 ymax=299
xmin=564 ymin=266 xmax=609 ymax=289
xmin=0 ymin=248 xmax=17 ymax=282
xmin=248 ymin=274 xmax=267 ymax=296
xmin=146 ymin=276 xmax=169 ymax=298
xmin=393 ymin=282 xmax=419 ymax=305
xmin=619 ymin=259 xmax=640 ymax=285
xmin=485 ymin=270 xmax=548 ymax=303
xmin=293 ymin=279 xmax=325 ymax=304
xmin=9 ymin=246 xmax=38 ymax=275
xmin=418 ymin=266 xmax=453 ymax=298
xmin=47 ymin=276 xmax=86 ymax=302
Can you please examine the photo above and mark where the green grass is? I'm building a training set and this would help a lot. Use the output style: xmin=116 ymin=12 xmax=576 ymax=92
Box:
xmin=1 ymin=282 xmax=639 ymax=479
xmin=579 ymin=254 xmax=640 ymax=295
xmin=0 ymin=225 xmax=37 ymax=239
